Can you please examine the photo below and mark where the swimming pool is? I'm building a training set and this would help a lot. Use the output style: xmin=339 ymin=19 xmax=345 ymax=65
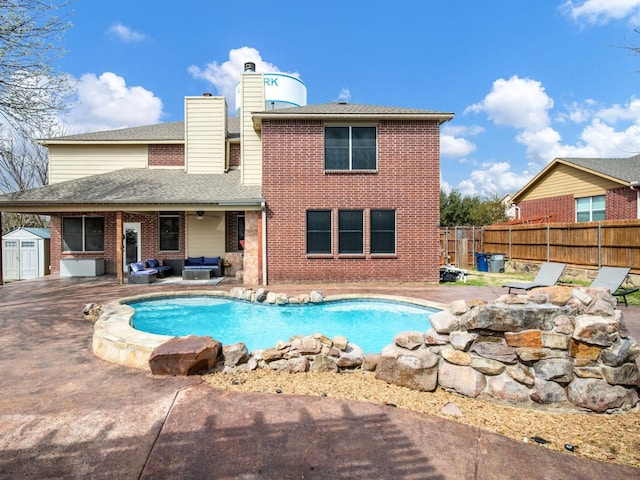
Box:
xmin=129 ymin=296 xmax=437 ymax=353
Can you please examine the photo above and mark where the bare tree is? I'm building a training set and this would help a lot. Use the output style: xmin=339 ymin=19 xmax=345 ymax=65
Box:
xmin=0 ymin=1 xmax=74 ymax=232
xmin=0 ymin=0 xmax=74 ymax=130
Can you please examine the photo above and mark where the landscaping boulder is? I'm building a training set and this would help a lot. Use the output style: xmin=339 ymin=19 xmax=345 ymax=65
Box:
xmin=149 ymin=335 xmax=221 ymax=376
xmin=375 ymin=353 xmax=438 ymax=392
xmin=223 ymin=342 xmax=250 ymax=367
xmin=567 ymin=377 xmax=639 ymax=412
xmin=438 ymin=362 xmax=486 ymax=397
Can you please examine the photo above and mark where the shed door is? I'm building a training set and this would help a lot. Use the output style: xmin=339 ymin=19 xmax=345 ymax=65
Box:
xmin=20 ymin=240 xmax=38 ymax=279
xmin=3 ymin=240 xmax=19 ymax=280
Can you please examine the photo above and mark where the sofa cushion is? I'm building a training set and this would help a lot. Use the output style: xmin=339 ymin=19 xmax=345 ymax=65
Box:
xmin=187 ymin=256 xmax=204 ymax=266
xmin=130 ymin=262 xmax=145 ymax=273
xmin=204 ymin=257 xmax=220 ymax=266
xmin=147 ymin=259 xmax=160 ymax=268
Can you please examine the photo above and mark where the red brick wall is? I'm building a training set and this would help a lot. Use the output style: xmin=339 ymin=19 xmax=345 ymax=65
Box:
xmin=262 ymin=119 xmax=441 ymax=283
xmin=606 ymin=186 xmax=638 ymax=219
xmin=517 ymin=188 xmax=639 ymax=222
xmin=229 ymin=143 xmax=241 ymax=168
xmin=148 ymin=144 xmax=184 ymax=167
xmin=517 ymin=195 xmax=574 ymax=222
xmin=50 ymin=212 xmax=186 ymax=275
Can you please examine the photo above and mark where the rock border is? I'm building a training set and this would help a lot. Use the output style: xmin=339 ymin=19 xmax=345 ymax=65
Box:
xmin=91 ymin=286 xmax=640 ymax=413
xmin=91 ymin=289 xmax=441 ymax=371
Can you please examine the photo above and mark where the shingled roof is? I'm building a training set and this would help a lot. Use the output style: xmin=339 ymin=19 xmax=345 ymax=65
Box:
xmin=560 ymin=155 xmax=640 ymax=183
xmin=40 ymin=117 xmax=242 ymax=143
xmin=0 ymin=169 xmax=263 ymax=212
xmin=254 ymin=102 xmax=454 ymax=123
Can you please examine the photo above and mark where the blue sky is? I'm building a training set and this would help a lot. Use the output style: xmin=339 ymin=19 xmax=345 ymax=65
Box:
xmin=56 ymin=0 xmax=640 ymax=197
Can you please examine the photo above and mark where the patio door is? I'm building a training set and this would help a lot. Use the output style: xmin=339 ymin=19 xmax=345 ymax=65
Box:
xmin=123 ymin=222 xmax=141 ymax=271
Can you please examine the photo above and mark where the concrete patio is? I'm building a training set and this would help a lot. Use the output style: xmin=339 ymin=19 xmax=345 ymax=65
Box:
xmin=0 ymin=275 xmax=637 ymax=479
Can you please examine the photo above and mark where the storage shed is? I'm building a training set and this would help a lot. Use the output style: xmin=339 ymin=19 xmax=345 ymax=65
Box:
xmin=2 ymin=228 xmax=51 ymax=281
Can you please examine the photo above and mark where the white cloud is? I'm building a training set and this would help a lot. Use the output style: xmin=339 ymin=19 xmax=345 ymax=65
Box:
xmin=555 ymin=99 xmax=598 ymax=124
xmin=188 ymin=46 xmax=300 ymax=113
xmin=336 ymin=88 xmax=351 ymax=102
xmin=441 ymin=124 xmax=481 ymax=157
xmin=440 ymin=134 xmax=477 ymax=158
xmin=561 ymin=0 xmax=640 ymax=24
xmin=465 ymin=76 xmax=553 ymax=131
xmin=62 ymin=72 xmax=163 ymax=133
xmin=107 ymin=23 xmax=148 ymax=42
xmin=455 ymin=162 xmax=532 ymax=197
xmin=465 ymin=74 xmax=640 ymax=166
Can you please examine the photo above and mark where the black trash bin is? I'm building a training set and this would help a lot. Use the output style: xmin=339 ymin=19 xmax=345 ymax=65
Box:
xmin=487 ymin=253 xmax=505 ymax=273
xmin=475 ymin=253 xmax=488 ymax=272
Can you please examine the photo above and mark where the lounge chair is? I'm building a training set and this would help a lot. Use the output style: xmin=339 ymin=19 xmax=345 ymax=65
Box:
xmin=502 ymin=262 xmax=566 ymax=294
xmin=589 ymin=266 xmax=638 ymax=307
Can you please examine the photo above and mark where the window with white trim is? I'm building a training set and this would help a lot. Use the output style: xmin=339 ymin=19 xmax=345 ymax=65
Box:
xmin=324 ymin=126 xmax=377 ymax=170
xmin=576 ymin=195 xmax=605 ymax=222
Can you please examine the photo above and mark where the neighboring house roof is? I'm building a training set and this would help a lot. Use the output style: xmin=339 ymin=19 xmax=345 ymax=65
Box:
xmin=0 ymin=169 xmax=263 ymax=213
xmin=253 ymin=102 xmax=454 ymax=124
xmin=511 ymin=154 xmax=640 ymax=203
xmin=561 ymin=156 xmax=640 ymax=183
xmin=2 ymin=227 xmax=50 ymax=239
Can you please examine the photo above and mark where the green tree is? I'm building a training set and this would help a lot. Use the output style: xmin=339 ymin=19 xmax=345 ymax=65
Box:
xmin=440 ymin=190 xmax=509 ymax=226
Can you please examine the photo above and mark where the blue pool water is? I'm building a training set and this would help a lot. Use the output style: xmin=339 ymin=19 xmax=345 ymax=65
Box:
xmin=130 ymin=296 xmax=437 ymax=353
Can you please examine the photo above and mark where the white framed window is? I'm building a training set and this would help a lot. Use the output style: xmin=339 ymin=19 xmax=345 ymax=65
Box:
xmin=576 ymin=195 xmax=605 ymax=222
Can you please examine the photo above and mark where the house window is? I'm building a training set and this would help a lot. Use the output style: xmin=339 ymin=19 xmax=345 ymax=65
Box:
xmin=576 ymin=195 xmax=605 ymax=222
xmin=325 ymin=126 xmax=377 ymax=170
xmin=159 ymin=212 xmax=179 ymax=251
xmin=306 ymin=210 xmax=332 ymax=254
xmin=62 ymin=217 xmax=104 ymax=252
xmin=339 ymin=210 xmax=363 ymax=254
xmin=371 ymin=210 xmax=396 ymax=254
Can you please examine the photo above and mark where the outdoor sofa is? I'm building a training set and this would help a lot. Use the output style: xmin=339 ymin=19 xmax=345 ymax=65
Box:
xmin=183 ymin=256 xmax=223 ymax=278
xmin=128 ymin=261 xmax=158 ymax=284
xmin=145 ymin=259 xmax=172 ymax=278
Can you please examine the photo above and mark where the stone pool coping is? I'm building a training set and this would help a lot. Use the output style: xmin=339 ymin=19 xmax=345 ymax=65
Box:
xmin=92 ymin=290 xmax=445 ymax=371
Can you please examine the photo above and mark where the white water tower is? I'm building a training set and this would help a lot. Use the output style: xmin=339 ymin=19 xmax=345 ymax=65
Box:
xmin=235 ymin=62 xmax=307 ymax=116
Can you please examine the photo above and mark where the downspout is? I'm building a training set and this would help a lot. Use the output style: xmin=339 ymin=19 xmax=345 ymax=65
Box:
xmin=261 ymin=201 xmax=267 ymax=285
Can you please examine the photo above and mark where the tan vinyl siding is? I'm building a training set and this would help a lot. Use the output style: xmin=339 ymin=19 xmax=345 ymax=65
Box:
xmin=240 ymin=73 xmax=264 ymax=186
xmin=186 ymin=214 xmax=226 ymax=258
xmin=48 ymin=144 xmax=148 ymax=184
xmin=518 ymin=163 xmax=623 ymax=201
xmin=184 ymin=96 xmax=227 ymax=175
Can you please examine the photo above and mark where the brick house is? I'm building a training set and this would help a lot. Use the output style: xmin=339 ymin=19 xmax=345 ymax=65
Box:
xmin=510 ymin=156 xmax=640 ymax=223
xmin=0 ymin=68 xmax=453 ymax=284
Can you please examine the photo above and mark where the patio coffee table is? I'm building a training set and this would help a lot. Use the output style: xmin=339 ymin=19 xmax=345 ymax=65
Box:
xmin=182 ymin=268 xmax=214 ymax=280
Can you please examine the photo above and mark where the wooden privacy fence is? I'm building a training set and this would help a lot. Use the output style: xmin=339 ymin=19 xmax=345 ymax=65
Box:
xmin=439 ymin=226 xmax=483 ymax=268
xmin=440 ymin=219 xmax=640 ymax=274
